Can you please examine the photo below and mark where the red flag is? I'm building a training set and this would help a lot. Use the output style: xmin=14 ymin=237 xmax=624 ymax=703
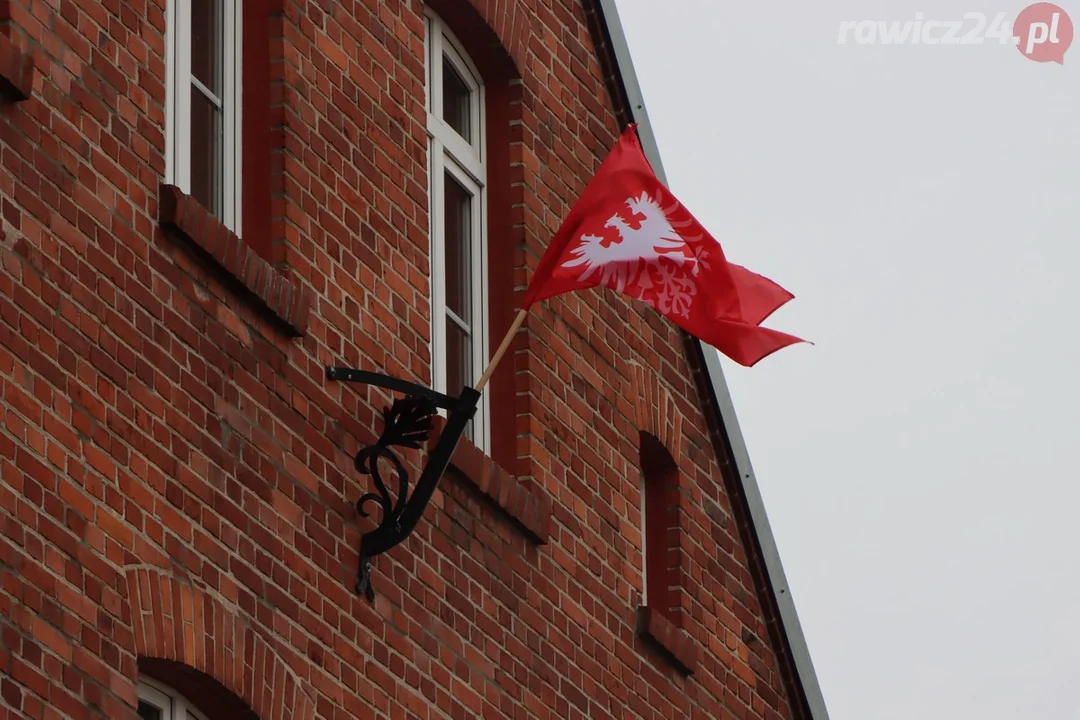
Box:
xmin=522 ymin=124 xmax=805 ymax=367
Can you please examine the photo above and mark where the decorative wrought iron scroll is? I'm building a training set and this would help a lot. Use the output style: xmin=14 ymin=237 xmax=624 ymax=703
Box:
xmin=325 ymin=367 xmax=480 ymax=601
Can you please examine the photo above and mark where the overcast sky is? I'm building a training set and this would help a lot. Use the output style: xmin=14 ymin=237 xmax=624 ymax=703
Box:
xmin=615 ymin=1 xmax=1080 ymax=717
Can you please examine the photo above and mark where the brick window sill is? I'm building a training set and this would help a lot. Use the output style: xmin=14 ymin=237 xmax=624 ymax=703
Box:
xmin=158 ymin=184 xmax=310 ymax=336
xmin=636 ymin=605 xmax=700 ymax=675
xmin=0 ymin=33 xmax=34 ymax=101
xmin=431 ymin=416 xmax=550 ymax=543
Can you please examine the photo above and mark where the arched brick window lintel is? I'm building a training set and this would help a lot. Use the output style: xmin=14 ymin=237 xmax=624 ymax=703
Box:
xmin=422 ymin=0 xmax=525 ymax=80
xmin=123 ymin=566 xmax=315 ymax=720
xmin=630 ymin=362 xmax=685 ymax=462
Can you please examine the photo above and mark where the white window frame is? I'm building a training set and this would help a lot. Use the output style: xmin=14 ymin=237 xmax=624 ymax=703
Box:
xmin=425 ymin=9 xmax=490 ymax=452
xmin=164 ymin=0 xmax=243 ymax=234
xmin=137 ymin=677 xmax=211 ymax=720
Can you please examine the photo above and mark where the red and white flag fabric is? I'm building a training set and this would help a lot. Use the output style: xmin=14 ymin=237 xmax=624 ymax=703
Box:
xmin=522 ymin=124 xmax=805 ymax=367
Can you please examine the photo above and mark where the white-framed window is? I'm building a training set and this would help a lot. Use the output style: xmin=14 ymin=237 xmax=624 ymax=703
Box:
xmin=137 ymin=677 xmax=210 ymax=720
xmin=165 ymin=0 xmax=243 ymax=233
xmin=425 ymin=10 xmax=489 ymax=451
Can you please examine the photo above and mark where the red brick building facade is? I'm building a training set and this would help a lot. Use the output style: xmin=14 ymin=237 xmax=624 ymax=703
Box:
xmin=0 ymin=0 xmax=828 ymax=719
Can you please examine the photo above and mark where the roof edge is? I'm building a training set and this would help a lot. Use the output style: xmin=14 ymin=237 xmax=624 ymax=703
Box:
xmin=590 ymin=2 xmax=830 ymax=718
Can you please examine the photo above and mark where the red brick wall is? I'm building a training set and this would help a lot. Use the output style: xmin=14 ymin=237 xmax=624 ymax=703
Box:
xmin=0 ymin=0 xmax=803 ymax=719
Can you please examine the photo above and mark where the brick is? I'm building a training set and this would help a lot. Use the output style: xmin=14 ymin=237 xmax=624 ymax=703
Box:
xmin=0 ymin=33 xmax=33 ymax=102
xmin=156 ymin=184 xmax=310 ymax=337
xmin=636 ymin=605 xmax=701 ymax=675
xmin=0 ymin=1 xmax=809 ymax=720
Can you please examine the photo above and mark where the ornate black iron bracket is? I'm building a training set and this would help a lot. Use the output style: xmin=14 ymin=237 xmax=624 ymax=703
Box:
xmin=326 ymin=367 xmax=480 ymax=601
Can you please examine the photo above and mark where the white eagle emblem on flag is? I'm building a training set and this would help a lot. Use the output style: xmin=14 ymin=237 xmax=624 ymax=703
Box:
xmin=560 ymin=193 xmax=699 ymax=317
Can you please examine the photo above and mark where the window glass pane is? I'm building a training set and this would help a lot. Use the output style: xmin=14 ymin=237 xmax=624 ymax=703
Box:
xmin=442 ymin=56 xmax=471 ymax=143
xmin=190 ymin=86 xmax=222 ymax=215
xmin=443 ymin=172 xmax=472 ymax=323
xmin=137 ymin=701 xmax=164 ymax=720
xmin=445 ymin=316 xmax=472 ymax=398
xmin=191 ymin=0 xmax=221 ymax=94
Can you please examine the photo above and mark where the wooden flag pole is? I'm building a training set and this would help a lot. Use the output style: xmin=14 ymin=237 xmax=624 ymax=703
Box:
xmin=475 ymin=309 xmax=528 ymax=393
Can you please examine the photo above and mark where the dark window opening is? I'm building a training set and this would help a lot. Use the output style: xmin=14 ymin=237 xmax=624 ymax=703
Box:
xmin=640 ymin=431 xmax=681 ymax=621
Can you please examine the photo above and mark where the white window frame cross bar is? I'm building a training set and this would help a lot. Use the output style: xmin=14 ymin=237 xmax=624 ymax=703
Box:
xmin=425 ymin=9 xmax=490 ymax=452
xmin=164 ymin=0 xmax=243 ymax=234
